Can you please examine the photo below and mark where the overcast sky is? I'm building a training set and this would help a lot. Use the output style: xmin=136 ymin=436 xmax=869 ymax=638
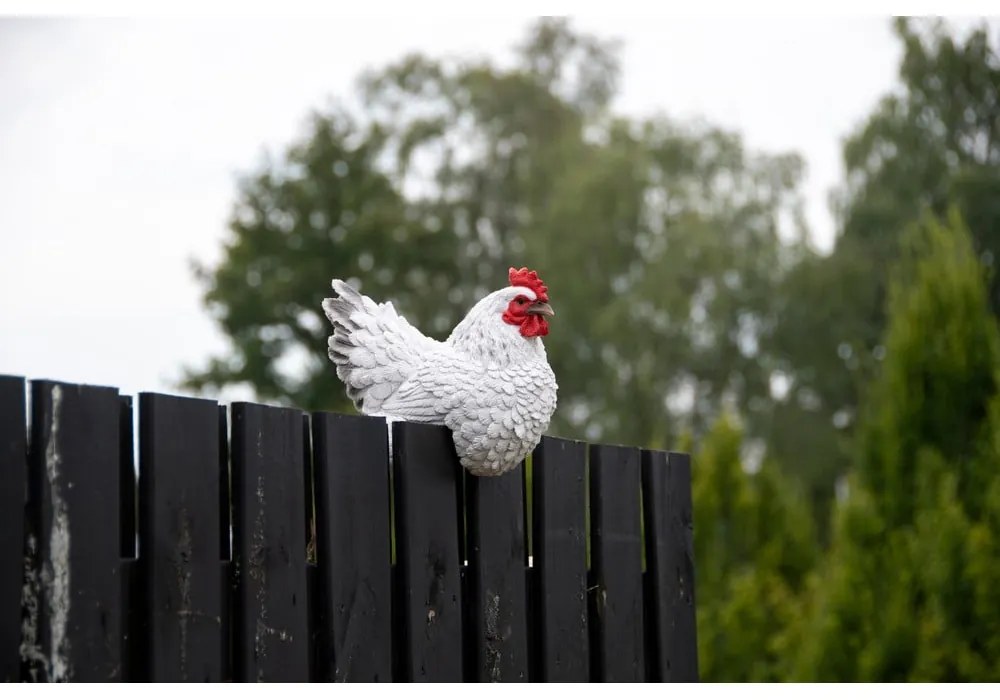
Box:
xmin=0 ymin=17 xmax=989 ymax=401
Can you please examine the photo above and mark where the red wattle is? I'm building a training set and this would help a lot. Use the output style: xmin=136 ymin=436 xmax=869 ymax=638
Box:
xmin=520 ymin=315 xmax=549 ymax=338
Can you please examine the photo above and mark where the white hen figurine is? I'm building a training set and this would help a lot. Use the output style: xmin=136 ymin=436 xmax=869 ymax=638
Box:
xmin=322 ymin=267 xmax=558 ymax=476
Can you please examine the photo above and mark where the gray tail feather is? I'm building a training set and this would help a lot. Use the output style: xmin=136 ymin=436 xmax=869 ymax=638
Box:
xmin=322 ymin=279 xmax=365 ymax=345
xmin=322 ymin=279 xmax=369 ymax=410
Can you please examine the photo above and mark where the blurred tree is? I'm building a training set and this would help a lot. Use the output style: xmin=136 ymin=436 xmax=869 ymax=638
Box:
xmin=183 ymin=109 xmax=455 ymax=412
xmin=184 ymin=18 xmax=807 ymax=453
xmin=693 ymin=413 xmax=816 ymax=681
xmin=795 ymin=212 xmax=1000 ymax=680
xmin=767 ymin=17 xmax=1000 ymax=522
xmin=835 ymin=17 xmax=1000 ymax=352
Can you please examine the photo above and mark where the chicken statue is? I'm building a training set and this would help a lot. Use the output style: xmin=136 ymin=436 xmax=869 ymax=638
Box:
xmin=322 ymin=267 xmax=558 ymax=476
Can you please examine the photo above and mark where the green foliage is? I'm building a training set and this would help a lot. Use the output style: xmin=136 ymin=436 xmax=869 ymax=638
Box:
xmin=693 ymin=414 xmax=816 ymax=681
xmin=838 ymin=18 xmax=1000 ymax=281
xmin=769 ymin=18 xmax=1000 ymax=517
xmin=797 ymin=213 xmax=1000 ymax=681
xmin=186 ymin=109 xmax=454 ymax=411
xmin=861 ymin=212 xmax=1000 ymax=526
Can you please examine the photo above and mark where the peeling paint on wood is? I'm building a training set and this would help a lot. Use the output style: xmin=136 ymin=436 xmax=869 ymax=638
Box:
xmin=44 ymin=385 xmax=72 ymax=682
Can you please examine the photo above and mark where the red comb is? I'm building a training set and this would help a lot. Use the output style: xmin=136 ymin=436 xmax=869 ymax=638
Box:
xmin=508 ymin=267 xmax=549 ymax=302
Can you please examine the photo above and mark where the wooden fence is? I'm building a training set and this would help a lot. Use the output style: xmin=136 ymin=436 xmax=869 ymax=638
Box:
xmin=0 ymin=375 xmax=697 ymax=682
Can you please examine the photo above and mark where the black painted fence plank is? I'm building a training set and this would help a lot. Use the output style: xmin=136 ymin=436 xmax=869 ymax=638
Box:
xmin=466 ymin=468 xmax=529 ymax=682
xmin=302 ymin=414 xmax=314 ymax=573
xmin=25 ymin=380 xmax=121 ymax=681
xmin=0 ymin=376 xmax=27 ymax=682
xmin=589 ymin=443 xmax=644 ymax=682
xmin=120 ymin=557 xmax=143 ymax=682
xmin=218 ymin=407 xmax=233 ymax=682
xmin=230 ymin=402 xmax=309 ymax=682
xmin=138 ymin=393 xmax=223 ymax=681
xmin=311 ymin=412 xmax=392 ymax=682
xmin=531 ymin=437 xmax=589 ymax=682
xmin=392 ymin=421 xmax=463 ymax=682
xmin=302 ymin=414 xmax=319 ymax=682
xmin=643 ymin=451 xmax=698 ymax=682
xmin=523 ymin=463 xmax=538 ymax=683
xmin=219 ymin=406 xmax=231 ymax=562
xmin=663 ymin=451 xmax=698 ymax=682
xmin=220 ymin=561 xmax=233 ymax=682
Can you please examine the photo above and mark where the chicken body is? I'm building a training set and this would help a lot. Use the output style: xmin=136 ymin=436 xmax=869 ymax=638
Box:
xmin=322 ymin=270 xmax=558 ymax=475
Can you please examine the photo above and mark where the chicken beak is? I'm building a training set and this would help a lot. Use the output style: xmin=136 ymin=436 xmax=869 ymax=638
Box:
xmin=527 ymin=301 xmax=555 ymax=317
